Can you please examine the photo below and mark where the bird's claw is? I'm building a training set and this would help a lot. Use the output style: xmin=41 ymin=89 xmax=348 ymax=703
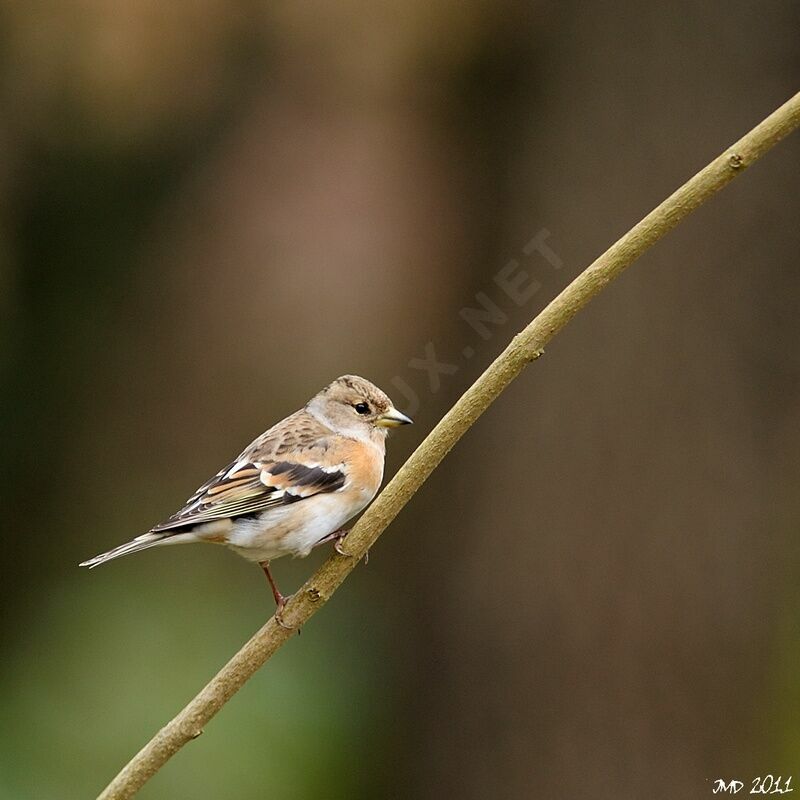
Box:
xmin=334 ymin=534 xmax=349 ymax=557
xmin=273 ymin=595 xmax=295 ymax=630
xmin=333 ymin=531 xmax=370 ymax=565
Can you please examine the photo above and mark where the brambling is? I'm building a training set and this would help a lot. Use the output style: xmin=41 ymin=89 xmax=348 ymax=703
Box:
xmin=80 ymin=375 xmax=412 ymax=619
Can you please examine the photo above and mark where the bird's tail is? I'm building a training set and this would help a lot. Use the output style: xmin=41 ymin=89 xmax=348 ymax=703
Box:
xmin=79 ymin=533 xmax=168 ymax=568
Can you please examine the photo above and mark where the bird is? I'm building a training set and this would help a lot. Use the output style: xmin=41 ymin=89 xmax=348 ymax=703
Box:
xmin=80 ymin=375 xmax=412 ymax=621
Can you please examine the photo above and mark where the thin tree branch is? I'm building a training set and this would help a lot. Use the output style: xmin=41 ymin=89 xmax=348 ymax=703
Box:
xmin=97 ymin=90 xmax=800 ymax=800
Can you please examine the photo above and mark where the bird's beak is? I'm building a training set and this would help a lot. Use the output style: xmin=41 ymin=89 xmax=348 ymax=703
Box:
xmin=376 ymin=407 xmax=414 ymax=428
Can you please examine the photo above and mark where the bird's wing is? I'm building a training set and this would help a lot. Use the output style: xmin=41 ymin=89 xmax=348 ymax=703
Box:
xmin=150 ymin=411 xmax=345 ymax=533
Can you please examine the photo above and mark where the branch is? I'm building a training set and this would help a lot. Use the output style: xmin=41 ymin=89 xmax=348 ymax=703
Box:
xmin=97 ymin=90 xmax=800 ymax=800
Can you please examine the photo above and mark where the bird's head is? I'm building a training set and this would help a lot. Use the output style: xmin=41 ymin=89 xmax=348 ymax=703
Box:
xmin=307 ymin=375 xmax=412 ymax=444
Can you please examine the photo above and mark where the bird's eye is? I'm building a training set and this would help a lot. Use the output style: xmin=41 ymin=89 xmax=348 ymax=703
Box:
xmin=353 ymin=402 xmax=370 ymax=415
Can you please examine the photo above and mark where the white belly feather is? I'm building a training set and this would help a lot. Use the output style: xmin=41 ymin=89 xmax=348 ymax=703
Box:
xmin=224 ymin=489 xmax=373 ymax=562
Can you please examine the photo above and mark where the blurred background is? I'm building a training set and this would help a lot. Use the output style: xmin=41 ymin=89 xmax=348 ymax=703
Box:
xmin=1 ymin=2 xmax=799 ymax=798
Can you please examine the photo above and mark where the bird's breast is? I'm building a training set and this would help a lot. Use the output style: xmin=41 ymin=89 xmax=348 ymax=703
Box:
xmin=341 ymin=438 xmax=384 ymax=498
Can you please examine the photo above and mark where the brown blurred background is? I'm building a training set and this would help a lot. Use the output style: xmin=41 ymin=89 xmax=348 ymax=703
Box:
xmin=1 ymin=2 xmax=799 ymax=798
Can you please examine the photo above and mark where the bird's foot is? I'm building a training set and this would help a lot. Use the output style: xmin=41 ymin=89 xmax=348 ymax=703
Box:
xmin=333 ymin=529 xmax=350 ymax=556
xmin=260 ymin=560 xmax=297 ymax=631
xmin=273 ymin=594 xmax=295 ymax=630
xmin=334 ymin=531 xmax=369 ymax=565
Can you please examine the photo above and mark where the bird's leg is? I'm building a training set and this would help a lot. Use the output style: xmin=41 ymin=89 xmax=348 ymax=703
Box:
xmin=259 ymin=560 xmax=285 ymax=607
xmin=330 ymin=529 xmax=368 ymax=564
xmin=333 ymin=529 xmax=350 ymax=556
xmin=259 ymin=561 xmax=292 ymax=629
xmin=315 ymin=529 xmax=369 ymax=563
xmin=312 ymin=527 xmax=351 ymax=555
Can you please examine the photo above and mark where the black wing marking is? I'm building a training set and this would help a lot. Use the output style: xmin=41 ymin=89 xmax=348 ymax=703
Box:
xmin=150 ymin=459 xmax=346 ymax=533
